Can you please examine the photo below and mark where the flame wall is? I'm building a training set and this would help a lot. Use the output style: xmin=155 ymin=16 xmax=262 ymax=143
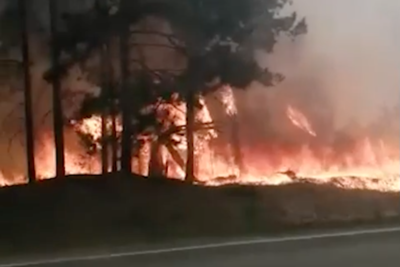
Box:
xmin=0 ymin=0 xmax=398 ymax=189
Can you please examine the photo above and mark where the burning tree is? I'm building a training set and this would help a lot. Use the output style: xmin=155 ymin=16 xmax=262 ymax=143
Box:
xmin=137 ymin=0 xmax=306 ymax=182
xmin=44 ymin=0 xmax=306 ymax=181
xmin=18 ymin=0 xmax=36 ymax=183
xmin=49 ymin=0 xmax=67 ymax=179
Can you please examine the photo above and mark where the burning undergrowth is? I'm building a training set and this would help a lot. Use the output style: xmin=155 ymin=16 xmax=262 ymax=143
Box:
xmin=64 ymin=81 xmax=400 ymax=192
xmin=3 ymin=73 xmax=399 ymax=192
xmin=197 ymin=84 xmax=399 ymax=191
xmin=212 ymin=82 xmax=399 ymax=185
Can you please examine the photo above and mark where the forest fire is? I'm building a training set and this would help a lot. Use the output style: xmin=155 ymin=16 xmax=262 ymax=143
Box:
xmin=3 ymin=84 xmax=392 ymax=193
xmin=210 ymin=138 xmax=399 ymax=191
xmin=0 ymin=83 xmax=398 ymax=193
xmin=0 ymin=6 xmax=397 ymax=191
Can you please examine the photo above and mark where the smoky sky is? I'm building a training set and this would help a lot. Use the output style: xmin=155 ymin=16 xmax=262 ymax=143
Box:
xmin=261 ymin=0 xmax=400 ymax=128
xmin=1 ymin=0 xmax=396 ymax=135
xmin=0 ymin=0 xmax=396 ymax=129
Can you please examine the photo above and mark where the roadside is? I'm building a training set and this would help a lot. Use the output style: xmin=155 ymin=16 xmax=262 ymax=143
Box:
xmin=2 ymin=224 xmax=400 ymax=267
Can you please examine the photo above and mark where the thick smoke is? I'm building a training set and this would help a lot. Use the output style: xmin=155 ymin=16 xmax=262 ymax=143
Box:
xmin=256 ymin=0 xmax=400 ymax=129
xmin=211 ymin=0 xmax=400 ymax=175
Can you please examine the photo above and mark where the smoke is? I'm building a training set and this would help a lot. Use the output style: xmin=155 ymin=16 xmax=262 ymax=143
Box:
xmin=255 ymin=0 xmax=400 ymax=129
xmin=205 ymin=0 xmax=400 ymax=175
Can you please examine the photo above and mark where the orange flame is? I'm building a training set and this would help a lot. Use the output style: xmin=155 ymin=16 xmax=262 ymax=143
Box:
xmin=1 ymin=92 xmax=398 ymax=193
xmin=286 ymin=105 xmax=317 ymax=136
xmin=218 ymin=85 xmax=237 ymax=116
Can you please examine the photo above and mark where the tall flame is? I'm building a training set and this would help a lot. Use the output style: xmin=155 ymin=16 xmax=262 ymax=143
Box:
xmin=286 ymin=105 xmax=317 ymax=137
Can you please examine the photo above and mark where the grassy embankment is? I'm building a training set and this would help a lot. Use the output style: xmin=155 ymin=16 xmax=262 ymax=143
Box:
xmin=0 ymin=173 xmax=398 ymax=257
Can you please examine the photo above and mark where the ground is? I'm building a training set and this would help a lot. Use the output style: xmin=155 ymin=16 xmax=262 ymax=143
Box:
xmin=0 ymin=173 xmax=398 ymax=258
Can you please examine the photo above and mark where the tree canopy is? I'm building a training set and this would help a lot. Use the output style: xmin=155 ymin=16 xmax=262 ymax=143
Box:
xmin=44 ymin=0 xmax=306 ymax=176
xmin=47 ymin=0 xmax=306 ymax=86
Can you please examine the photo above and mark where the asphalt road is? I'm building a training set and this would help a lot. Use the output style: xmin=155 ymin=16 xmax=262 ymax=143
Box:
xmin=3 ymin=227 xmax=400 ymax=267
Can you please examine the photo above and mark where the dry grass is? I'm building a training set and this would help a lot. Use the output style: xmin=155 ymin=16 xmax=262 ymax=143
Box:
xmin=0 ymin=173 xmax=398 ymax=257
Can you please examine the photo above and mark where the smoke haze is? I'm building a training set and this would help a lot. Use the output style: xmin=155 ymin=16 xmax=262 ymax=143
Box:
xmin=258 ymin=0 xmax=400 ymax=128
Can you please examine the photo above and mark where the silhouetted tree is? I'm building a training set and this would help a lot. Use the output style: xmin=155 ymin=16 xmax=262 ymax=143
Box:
xmin=18 ymin=0 xmax=36 ymax=183
xmin=100 ymin=43 xmax=110 ymax=174
xmin=49 ymin=0 xmax=66 ymax=178
xmin=119 ymin=0 xmax=307 ymax=182
xmin=119 ymin=21 xmax=132 ymax=173
xmin=44 ymin=0 xmax=306 ymax=182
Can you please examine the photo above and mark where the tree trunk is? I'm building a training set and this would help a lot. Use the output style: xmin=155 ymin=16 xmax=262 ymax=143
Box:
xmin=165 ymin=142 xmax=185 ymax=172
xmin=110 ymin=110 xmax=118 ymax=172
xmin=100 ymin=44 xmax=109 ymax=174
xmin=148 ymin=140 xmax=165 ymax=177
xmin=49 ymin=0 xmax=65 ymax=178
xmin=137 ymin=141 xmax=149 ymax=175
xmin=119 ymin=25 xmax=132 ymax=173
xmin=106 ymin=40 xmax=118 ymax=172
xmin=101 ymin=116 xmax=108 ymax=174
xmin=18 ymin=0 xmax=36 ymax=183
xmin=231 ymin=115 xmax=245 ymax=175
xmin=185 ymin=90 xmax=195 ymax=183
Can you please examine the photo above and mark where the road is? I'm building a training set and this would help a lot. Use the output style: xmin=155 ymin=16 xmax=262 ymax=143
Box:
xmin=2 ymin=227 xmax=400 ymax=267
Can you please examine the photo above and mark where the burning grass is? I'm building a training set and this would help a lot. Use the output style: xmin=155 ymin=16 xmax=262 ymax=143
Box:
xmin=0 ymin=173 xmax=398 ymax=257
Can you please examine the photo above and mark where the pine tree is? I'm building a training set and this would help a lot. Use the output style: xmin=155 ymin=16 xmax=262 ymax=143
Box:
xmin=18 ymin=0 xmax=36 ymax=183
xmin=44 ymin=0 xmax=306 ymax=181
xmin=49 ymin=0 xmax=66 ymax=178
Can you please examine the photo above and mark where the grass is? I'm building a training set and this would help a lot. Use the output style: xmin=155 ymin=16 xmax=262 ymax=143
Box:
xmin=0 ymin=172 xmax=398 ymax=258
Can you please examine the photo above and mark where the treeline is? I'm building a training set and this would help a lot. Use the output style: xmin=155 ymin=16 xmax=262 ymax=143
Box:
xmin=16 ymin=0 xmax=306 ymax=183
